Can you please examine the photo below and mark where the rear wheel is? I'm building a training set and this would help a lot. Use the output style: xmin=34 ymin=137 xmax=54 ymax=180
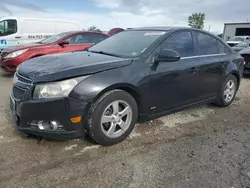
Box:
xmin=215 ymin=74 xmax=238 ymax=107
xmin=87 ymin=90 xmax=138 ymax=146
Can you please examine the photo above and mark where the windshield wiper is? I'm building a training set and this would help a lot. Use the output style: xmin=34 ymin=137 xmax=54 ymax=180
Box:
xmin=88 ymin=50 xmax=121 ymax=57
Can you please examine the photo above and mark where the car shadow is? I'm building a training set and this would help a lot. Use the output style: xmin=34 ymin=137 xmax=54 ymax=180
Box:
xmin=0 ymin=71 xmax=14 ymax=78
xmin=18 ymin=131 xmax=95 ymax=145
xmin=243 ymin=74 xmax=250 ymax=79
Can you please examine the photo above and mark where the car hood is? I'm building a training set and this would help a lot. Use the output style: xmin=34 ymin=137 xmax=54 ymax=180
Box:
xmin=18 ymin=51 xmax=133 ymax=83
xmin=239 ymin=47 xmax=250 ymax=55
xmin=3 ymin=43 xmax=51 ymax=52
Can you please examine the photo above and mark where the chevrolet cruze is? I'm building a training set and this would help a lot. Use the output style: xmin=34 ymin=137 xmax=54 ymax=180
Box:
xmin=10 ymin=27 xmax=244 ymax=146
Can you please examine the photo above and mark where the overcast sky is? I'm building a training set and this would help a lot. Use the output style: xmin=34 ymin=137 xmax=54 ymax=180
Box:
xmin=0 ymin=0 xmax=249 ymax=33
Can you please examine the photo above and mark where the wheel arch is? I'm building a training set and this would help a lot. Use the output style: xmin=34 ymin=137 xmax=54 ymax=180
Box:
xmin=93 ymin=83 xmax=142 ymax=113
xmin=225 ymin=61 xmax=241 ymax=90
xmin=226 ymin=70 xmax=240 ymax=90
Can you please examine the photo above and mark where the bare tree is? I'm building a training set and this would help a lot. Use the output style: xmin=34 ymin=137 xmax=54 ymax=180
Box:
xmin=0 ymin=0 xmax=44 ymax=15
xmin=87 ymin=26 xmax=102 ymax=32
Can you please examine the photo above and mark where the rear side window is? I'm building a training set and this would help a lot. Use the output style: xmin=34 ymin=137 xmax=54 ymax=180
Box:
xmin=160 ymin=31 xmax=194 ymax=57
xmin=66 ymin=33 xmax=108 ymax=44
xmin=218 ymin=41 xmax=229 ymax=54
xmin=195 ymin=32 xmax=219 ymax=55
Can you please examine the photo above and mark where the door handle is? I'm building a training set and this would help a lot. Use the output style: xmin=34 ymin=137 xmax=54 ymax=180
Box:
xmin=15 ymin=36 xmax=21 ymax=39
xmin=189 ymin=67 xmax=198 ymax=74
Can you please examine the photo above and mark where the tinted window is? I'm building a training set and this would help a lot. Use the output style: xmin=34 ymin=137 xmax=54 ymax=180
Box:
xmin=66 ymin=33 xmax=108 ymax=44
xmin=160 ymin=31 xmax=194 ymax=57
xmin=0 ymin=19 xmax=17 ymax=36
xmin=195 ymin=32 xmax=218 ymax=55
xmin=218 ymin=41 xmax=229 ymax=53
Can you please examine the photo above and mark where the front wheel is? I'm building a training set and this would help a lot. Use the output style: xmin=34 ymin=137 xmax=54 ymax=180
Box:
xmin=87 ymin=90 xmax=138 ymax=146
xmin=215 ymin=74 xmax=238 ymax=107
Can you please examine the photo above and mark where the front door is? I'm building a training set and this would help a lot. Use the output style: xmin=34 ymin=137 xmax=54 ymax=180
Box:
xmin=150 ymin=30 xmax=200 ymax=112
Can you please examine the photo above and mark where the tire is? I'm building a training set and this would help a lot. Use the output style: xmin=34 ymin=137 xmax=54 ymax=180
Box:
xmin=215 ymin=74 xmax=238 ymax=107
xmin=86 ymin=90 xmax=138 ymax=146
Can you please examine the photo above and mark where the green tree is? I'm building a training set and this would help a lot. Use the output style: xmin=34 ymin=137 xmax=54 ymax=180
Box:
xmin=188 ymin=13 xmax=205 ymax=29
xmin=87 ymin=26 xmax=102 ymax=32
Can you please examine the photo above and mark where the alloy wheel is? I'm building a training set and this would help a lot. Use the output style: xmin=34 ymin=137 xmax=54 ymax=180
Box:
xmin=224 ymin=79 xmax=236 ymax=103
xmin=101 ymin=100 xmax=133 ymax=138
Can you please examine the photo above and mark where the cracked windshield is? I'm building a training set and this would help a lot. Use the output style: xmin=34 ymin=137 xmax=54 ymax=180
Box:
xmin=0 ymin=0 xmax=250 ymax=187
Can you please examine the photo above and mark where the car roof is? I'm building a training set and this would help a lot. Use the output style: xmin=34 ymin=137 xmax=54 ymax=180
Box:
xmin=60 ymin=31 xmax=109 ymax=36
xmin=128 ymin=26 xmax=188 ymax=31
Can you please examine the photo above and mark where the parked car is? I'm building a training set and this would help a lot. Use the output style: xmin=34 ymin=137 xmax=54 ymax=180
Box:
xmin=232 ymin=41 xmax=250 ymax=52
xmin=239 ymin=47 xmax=250 ymax=75
xmin=107 ymin=28 xmax=124 ymax=36
xmin=10 ymin=27 xmax=244 ymax=146
xmin=226 ymin=36 xmax=250 ymax=47
xmin=0 ymin=31 xmax=109 ymax=73
xmin=0 ymin=16 xmax=82 ymax=50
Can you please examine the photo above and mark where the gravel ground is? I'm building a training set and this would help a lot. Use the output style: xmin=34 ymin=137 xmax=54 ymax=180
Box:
xmin=0 ymin=72 xmax=250 ymax=188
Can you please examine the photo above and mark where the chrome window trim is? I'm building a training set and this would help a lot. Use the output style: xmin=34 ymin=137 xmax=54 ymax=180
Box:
xmin=181 ymin=53 xmax=227 ymax=60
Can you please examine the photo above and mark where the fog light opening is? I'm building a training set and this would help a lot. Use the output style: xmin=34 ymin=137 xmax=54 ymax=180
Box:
xmin=38 ymin=121 xmax=46 ymax=130
xmin=50 ymin=121 xmax=58 ymax=130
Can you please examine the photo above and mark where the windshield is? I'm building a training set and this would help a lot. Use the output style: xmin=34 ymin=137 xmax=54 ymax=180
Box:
xmin=39 ymin=32 xmax=71 ymax=44
xmin=232 ymin=37 xmax=245 ymax=41
xmin=0 ymin=19 xmax=17 ymax=36
xmin=89 ymin=30 xmax=166 ymax=58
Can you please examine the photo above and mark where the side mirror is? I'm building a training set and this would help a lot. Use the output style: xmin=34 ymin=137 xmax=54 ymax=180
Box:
xmin=58 ymin=40 xmax=69 ymax=46
xmin=155 ymin=49 xmax=181 ymax=63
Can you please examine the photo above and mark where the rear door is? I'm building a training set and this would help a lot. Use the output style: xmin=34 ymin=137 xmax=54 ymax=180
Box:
xmin=150 ymin=30 xmax=200 ymax=112
xmin=192 ymin=31 xmax=230 ymax=100
xmin=58 ymin=33 xmax=109 ymax=53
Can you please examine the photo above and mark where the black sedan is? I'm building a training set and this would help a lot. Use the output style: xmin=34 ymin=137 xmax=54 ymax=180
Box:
xmin=11 ymin=27 xmax=244 ymax=146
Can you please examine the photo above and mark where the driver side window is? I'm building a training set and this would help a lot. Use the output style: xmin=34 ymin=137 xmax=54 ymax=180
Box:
xmin=65 ymin=34 xmax=108 ymax=44
xmin=160 ymin=31 xmax=195 ymax=57
xmin=0 ymin=19 xmax=17 ymax=36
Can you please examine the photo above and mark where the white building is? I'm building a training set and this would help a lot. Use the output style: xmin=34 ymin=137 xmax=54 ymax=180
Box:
xmin=223 ymin=22 xmax=250 ymax=41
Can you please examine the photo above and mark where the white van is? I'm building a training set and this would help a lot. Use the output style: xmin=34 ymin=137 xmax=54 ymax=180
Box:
xmin=0 ymin=16 xmax=82 ymax=50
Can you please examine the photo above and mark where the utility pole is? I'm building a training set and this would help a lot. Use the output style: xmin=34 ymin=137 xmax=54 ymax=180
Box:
xmin=208 ymin=25 xmax=211 ymax=32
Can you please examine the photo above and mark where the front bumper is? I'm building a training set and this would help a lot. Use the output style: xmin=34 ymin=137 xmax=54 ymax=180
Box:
xmin=10 ymin=96 xmax=90 ymax=140
xmin=0 ymin=56 xmax=25 ymax=73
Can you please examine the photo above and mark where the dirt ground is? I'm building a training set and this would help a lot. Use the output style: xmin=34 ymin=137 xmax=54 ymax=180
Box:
xmin=1 ymin=71 xmax=250 ymax=188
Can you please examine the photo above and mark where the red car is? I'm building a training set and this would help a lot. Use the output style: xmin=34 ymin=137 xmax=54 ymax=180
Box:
xmin=0 ymin=31 xmax=109 ymax=73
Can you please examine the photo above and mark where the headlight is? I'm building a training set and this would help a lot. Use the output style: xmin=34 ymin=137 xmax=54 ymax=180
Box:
xmin=5 ymin=49 xmax=28 ymax=59
xmin=33 ymin=76 xmax=89 ymax=99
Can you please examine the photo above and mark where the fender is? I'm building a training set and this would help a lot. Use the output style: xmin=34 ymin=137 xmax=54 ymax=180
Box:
xmin=70 ymin=67 xmax=143 ymax=102
xmin=70 ymin=61 xmax=151 ymax=114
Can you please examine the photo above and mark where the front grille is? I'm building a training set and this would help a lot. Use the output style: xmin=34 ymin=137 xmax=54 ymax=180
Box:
xmin=12 ymin=72 xmax=33 ymax=101
xmin=0 ymin=51 xmax=8 ymax=59
xmin=15 ymin=72 xmax=32 ymax=85
xmin=12 ymin=86 xmax=28 ymax=101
